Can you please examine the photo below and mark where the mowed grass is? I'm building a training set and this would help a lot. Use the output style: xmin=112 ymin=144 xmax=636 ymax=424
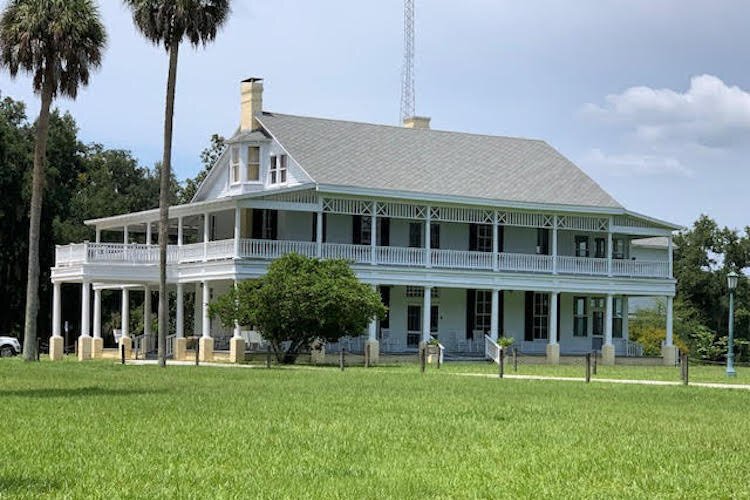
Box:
xmin=2 ymin=359 xmax=750 ymax=498
xmin=441 ymin=359 xmax=750 ymax=384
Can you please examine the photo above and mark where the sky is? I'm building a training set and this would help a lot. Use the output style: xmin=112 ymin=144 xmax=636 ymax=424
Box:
xmin=1 ymin=0 xmax=749 ymax=231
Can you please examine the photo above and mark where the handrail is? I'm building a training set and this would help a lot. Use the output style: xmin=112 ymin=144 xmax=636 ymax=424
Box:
xmin=484 ymin=334 xmax=502 ymax=364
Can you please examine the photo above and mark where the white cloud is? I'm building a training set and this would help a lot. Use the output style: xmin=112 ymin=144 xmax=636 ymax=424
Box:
xmin=584 ymin=149 xmax=693 ymax=177
xmin=582 ymin=75 xmax=750 ymax=149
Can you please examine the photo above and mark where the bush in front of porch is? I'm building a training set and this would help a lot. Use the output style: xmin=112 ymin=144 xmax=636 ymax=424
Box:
xmin=210 ymin=253 xmax=386 ymax=364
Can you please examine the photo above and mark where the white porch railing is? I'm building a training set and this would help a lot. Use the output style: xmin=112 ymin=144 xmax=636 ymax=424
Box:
xmin=556 ymin=256 xmax=609 ymax=276
xmin=54 ymin=240 xmax=671 ymax=279
xmin=498 ymin=252 xmax=554 ymax=273
xmin=484 ymin=334 xmax=501 ymax=364
xmin=431 ymin=249 xmax=493 ymax=270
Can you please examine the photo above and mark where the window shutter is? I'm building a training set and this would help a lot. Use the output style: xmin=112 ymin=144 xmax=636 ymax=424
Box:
xmin=322 ymin=213 xmax=327 ymax=243
xmin=379 ymin=217 xmax=390 ymax=246
xmin=498 ymin=226 xmax=504 ymax=253
xmin=499 ymin=290 xmax=505 ymax=337
xmin=380 ymin=286 xmax=390 ymax=329
xmin=352 ymin=215 xmax=362 ymax=245
xmin=269 ymin=210 xmax=278 ymax=240
xmin=524 ymin=291 xmax=534 ymax=341
xmin=311 ymin=213 xmax=317 ymax=242
xmin=466 ymin=289 xmax=476 ymax=340
xmin=469 ymin=224 xmax=478 ymax=251
xmin=251 ymin=209 xmax=263 ymax=239
xmin=556 ymin=293 xmax=561 ymax=340
xmin=431 ymin=223 xmax=440 ymax=249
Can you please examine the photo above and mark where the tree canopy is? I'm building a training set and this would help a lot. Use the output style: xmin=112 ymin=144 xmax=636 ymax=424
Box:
xmin=210 ymin=253 xmax=387 ymax=364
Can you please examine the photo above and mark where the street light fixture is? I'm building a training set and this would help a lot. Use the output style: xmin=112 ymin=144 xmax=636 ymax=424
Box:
xmin=726 ymin=270 xmax=739 ymax=377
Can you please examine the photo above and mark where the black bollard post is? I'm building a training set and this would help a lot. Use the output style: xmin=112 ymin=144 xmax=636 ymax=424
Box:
xmin=437 ymin=347 xmax=442 ymax=370
xmin=682 ymin=353 xmax=689 ymax=386
xmin=513 ymin=347 xmax=518 ymax=372
xmin=121 ymin=344 xmax=125 ymax=365
xmin=195 ymin=339 xmax=200 ymax=366
xmin=419 ymin=345 xmax=426 ymax=374
xmin=365 ymin=343 xmax=370 ymax=368
xmin=585 ymin=353 xmax=591 ymax=383
xmin=498 ymin=348 xmax=504 ymax=379
xmin=593 ymin=352 xmax=597 ymax=375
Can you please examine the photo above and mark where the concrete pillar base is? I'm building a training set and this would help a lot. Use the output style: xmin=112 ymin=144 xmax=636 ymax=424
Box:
xmin=78 ymin=335 xmax=93 ymax=361
xmin=91 ymin=338 xmax=103 ymax=359
xmin=229 ymin=337 xmax=245 ymax=363
xmin=365 ymin=339 xmax=380 ymax=365
xmin=662 ymin=345 xmax=678 ymax=366
xmin=49 ymin=336 xmax=64 ymax=361
xmin=546 ymin=343 xmax=560 ymax=364
xmin=199 ymin=337 xmax=214 ymax=362
xmin=119 ymin=336 xmax=133 ymax=360
xmin=602 ymin=344 xmax=616 ymax=365
xmin=311 ymin=343 xmax=326 ymax=364
xmin=174 ymin=337 xmax=187 ymax=361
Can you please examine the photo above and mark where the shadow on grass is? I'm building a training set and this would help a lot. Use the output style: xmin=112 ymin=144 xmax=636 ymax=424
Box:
xmin=0 ymin=386 xmax=168 ymax=398
xmin=0 ymin=476 xmax=61 ymax=495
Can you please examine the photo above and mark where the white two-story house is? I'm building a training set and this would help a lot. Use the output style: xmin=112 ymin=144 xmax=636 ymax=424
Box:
xmin=49 ymin=78 xmax=680 ymax=365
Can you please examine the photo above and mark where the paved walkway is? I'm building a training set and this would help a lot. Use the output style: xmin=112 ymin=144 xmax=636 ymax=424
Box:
xmin=457 ymin=372 xmax=750 ymax=391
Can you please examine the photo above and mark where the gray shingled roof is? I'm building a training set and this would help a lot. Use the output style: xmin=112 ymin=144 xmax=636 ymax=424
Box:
xmin=257 ymin=113 xmax=621 ymax=208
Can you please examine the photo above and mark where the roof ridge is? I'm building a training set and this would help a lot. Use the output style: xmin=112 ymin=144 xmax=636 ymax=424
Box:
xmin=261 ymin=111 xmax=548 ymax=144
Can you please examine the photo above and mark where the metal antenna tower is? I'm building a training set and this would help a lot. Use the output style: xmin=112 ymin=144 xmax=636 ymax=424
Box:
xmin=400 ymin=0 xmax=415 ymax=122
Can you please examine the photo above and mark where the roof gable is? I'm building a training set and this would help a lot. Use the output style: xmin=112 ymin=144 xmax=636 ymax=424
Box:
xmin=257 ymin=113 xmax=622 ymax=209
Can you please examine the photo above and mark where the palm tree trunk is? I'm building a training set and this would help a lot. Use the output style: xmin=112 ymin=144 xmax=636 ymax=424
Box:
xmin=22 ymin=68 xmax=55 ymax=362
xmin=158 ymin=43 xmax=179 ymax=368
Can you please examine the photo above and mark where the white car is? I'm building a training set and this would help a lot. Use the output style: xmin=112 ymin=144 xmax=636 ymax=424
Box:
xmin=0 ymin=336 xmax=21 ymax=357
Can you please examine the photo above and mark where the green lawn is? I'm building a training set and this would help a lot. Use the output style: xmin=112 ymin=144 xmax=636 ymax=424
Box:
xmin=2 ymin=359 xmax=750 ymax=498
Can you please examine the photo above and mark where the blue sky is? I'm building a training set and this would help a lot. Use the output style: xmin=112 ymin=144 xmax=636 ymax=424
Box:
xmin=1 ymin=0 xmax=749 ymax=230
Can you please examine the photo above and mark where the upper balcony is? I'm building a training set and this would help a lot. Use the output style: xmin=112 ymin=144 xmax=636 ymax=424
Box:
xmin=54 ymin=238 xmax=670 ymax=279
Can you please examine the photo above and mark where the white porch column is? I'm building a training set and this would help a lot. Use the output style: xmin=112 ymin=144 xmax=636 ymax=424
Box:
xmin=121 ymin=288 xmax=130 ymax=338
xmin=552 ymin=216 xmax=558 ymax=275
xmin=234 ymin=206 xmax=241 ymax=258
xmin=422 ymin=286 xmax=432 ymax=343
xmin=123 ymin=225 xmax=129 ymax=244
xmin=424 ymin=207 xmax=431 ymax=268
xmin=662 ymin=295 xmax=676 ymax=365
xmin=203 ymin=213 xmax=209 ymax=261
xmin=144 ymin=285 xmax=152 ymax=338
xmin=316 ymin=210 xmax=323 ymax=258
xmin=78 ymin=281 xmax=92 ymax=361
xmin=546 ymin=291 xmax=560 ymax=364
xmin=371 ymin=201 xmax=378 ymax=265
xmin=176 ymin=283 xmax=184 ymax=338
xmin=668 ymin=236 xmax=674 ymax=278
xmin=95 ymin=228 xmax=101 ymax=243
xmin=199 ymin=280 xmax=214 ymax=362
xmin=490 ymin=288 xmax=500 ymax=341
xmin=607 ymin=217 xmax=614 ymax=277
xmin=146 ymin=222 xmax=152 ymax=246
xmin=492 ymin=211 xmax=499 ymax=272
xmin=92 ymin=288 xmax=103 ymax=358
xmin=602 ymin=293 xmax=615 ymax=365
xmin=177 ymin=216 xmax=184 ymax=246
xmin=49 ymin=282 xmax=64 ymax=360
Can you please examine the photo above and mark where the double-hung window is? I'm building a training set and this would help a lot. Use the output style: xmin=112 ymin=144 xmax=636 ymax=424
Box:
xmin=408 ymin=223 xmax=422 ymax=248
xmin=594 ymin=237 xmax=606 ymax=259
xmin=613 ymin=298 xmax=623 ymax=338
xmin=591 ymin=297 xmax=605 ymax=336
xmin=474 ymin=290 xmax=492 ymax=335
xmin=613 ymin=238 xmax=626 ymax=259
xmin=573 ymin=296 xmax=588 ymax=337
xmin=230 ymin=146 xmax=240 ymax=184
xmin=407 ymin=305 xmax=421 ymax=347
xmin=269 ymin=155 xmax=287 ymax=184
xmin=575 ymin=236 xmax=590 ymax=257
xmin=536 ymin=228 xmax=550 ymax=255
xmin=247 ymin=146 xmax=260 ymax=181
xmin=476 ymin=224 xmax=493 ymax=252
xmin=533 ymin=293 xmax=549 ymax=340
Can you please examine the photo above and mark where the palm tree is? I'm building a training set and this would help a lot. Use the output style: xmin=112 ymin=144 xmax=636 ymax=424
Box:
xmin=124 ymin=0 xmax=230 ymax=368
xmin=0 ymin=0 xmax=106 ymax=361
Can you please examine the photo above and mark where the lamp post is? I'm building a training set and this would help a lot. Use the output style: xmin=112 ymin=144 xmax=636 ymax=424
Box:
xmin=726 ymin=270 xmax=739 ymax=377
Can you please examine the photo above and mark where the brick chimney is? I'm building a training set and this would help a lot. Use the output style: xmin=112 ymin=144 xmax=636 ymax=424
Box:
xmin=240 ymin=77 xmax=263 ymax=131
xmin=403 ymin=116 xmax=431 ymax=129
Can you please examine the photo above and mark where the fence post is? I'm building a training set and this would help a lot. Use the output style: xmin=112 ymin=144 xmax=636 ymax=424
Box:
xmin=585 ymin=353 xmax=591 ymax=383
xmin=340 ymin=348 xmax=345 ymax=371
xmin=121 ymin=344 xmax=125 ymax=365
xmin=682 ymin=352 xmax=689 ymax=386
xmin=437 ymin=347 xmax=442 ymax=370
xmin=365 ymin=343 xmax=370 ymax=368
xmin=419 ymin=345 xmax=426 ymax=374
xmin=498 ymin=347 xmax=504 ymax=379
xmin=195 ymin=339 xmax=200 ymax=366
xmin=513 ymin=348 xmax=518 ymax=372
xmin=592 ymin=351 xmax=597 ymax=375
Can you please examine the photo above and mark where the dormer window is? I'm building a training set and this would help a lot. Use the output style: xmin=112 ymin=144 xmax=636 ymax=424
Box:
xmin=247 ymin=146 xmax=260 ymax=181
xmin=269 ymin=155 xmax=287 ymax=184
xmin=230 ymin=146 xmax=240 ymax=184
